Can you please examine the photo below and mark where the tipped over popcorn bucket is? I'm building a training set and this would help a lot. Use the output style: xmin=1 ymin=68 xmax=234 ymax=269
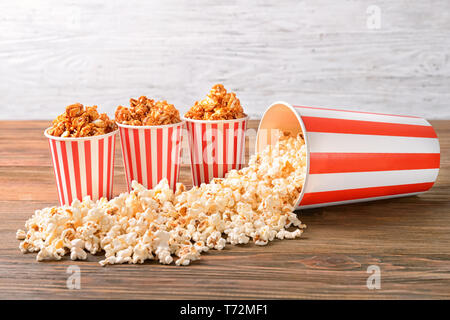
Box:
xmin=257 ymin=102 xmax=440 ymax=209
xmin=183 ymin=116 xmax=248 ymax=186
xmin=117 ymin=122 xmax=184 ymax=191
xmin=45 ymin=129 xmax=118 ymax=206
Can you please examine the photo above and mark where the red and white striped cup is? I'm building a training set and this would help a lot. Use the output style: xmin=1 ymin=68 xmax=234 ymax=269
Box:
xmin=45 ymin=129 xmax=118 ymax=206
xmin=117 ymin=121 xmax=184 ymax=191
xmin=183 ymin=116 xmax=248 ymax=186
xmin=257 ymin=102 xmax=440 ymax=209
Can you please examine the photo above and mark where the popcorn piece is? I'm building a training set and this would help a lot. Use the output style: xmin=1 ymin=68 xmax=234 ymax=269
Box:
xmin=69 ymin=239 xmax=87 ymax=260
xmin=115 ymin=247 xmax=133 ymax=264
xmin=184 ymin=84 xmax=246 ymax=120
xmin=175 ymin=245 xmax=200 ymax=266
xmin=115 ymin=97 xmax=181 ymax=126
xmin=132 ymin=243 xmax=153 ymax=264
xmin=17 ymin=132 xmax=307 ymax=266
xmin=157 ymin=249 xmax=173 ymax=265
xmin=206 ymin=231 xmax=226 ymax=250
xmin=99 ymin=256 xmax=116 ymax=267
xmin=37 ymin=245 xmax=65 ymax=261
xmin=70 ymin=247 xmax=87 ymax=261
xmin=16 ymin=229 xmax=26 ymax=240
xmin=71 ymin=239 xmax=84 ymax=249
xmin=193 ymin=241 xmax=209 ymax=253
xmin=47 ymin=104 xmax=117 ymax=137
xmin=153 ymin=230 xmax=173 ymax=264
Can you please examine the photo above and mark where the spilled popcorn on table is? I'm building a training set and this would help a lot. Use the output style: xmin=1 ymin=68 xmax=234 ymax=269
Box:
xmin=17 ymin=132 xmax=307 ymax=266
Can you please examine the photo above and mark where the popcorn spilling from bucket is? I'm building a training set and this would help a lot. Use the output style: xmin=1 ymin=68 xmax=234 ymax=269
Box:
xmin=17 ymin=132 xmax=307 ymax=266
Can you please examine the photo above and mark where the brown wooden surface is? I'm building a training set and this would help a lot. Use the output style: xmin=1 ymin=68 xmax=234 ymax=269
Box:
xmin=0 ymin=120 xmax=449 ymax=300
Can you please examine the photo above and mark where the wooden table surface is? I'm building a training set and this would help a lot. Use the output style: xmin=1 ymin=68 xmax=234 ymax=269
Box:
xmin=0 ymin=120 xmax=449 ymax=300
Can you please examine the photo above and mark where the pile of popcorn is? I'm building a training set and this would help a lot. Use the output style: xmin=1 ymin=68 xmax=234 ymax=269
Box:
xmin=115 ymin=96 xmax=181 ymax=126
xmin=47 ymin=103 xmax=117 ymax=138
xmin=17 ymin=132 xmax=307 ymax=266
xmin=184 ymin=84 xmax=247 ymax=120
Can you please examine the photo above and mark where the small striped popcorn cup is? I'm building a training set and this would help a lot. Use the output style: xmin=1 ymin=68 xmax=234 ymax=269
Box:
xmin=183 ymin=116 xmax=248 ymax=186
xmin=45 ymin=129 xmax=118 ymax=206
xmin=257 ymin=102 xmax=440 ymax=209
xmin=117 ymin=121 xmax=184 ymax=191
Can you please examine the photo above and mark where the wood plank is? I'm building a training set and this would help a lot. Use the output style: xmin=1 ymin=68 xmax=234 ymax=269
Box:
xmin=0 ymin=120 xmax=449 ymax=299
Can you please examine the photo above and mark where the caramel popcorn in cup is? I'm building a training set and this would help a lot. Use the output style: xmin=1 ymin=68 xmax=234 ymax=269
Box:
xmin=115 ymin=96 xmax=181 ymax=126
xmin=184 ymin=84 xmax=246 ymax=120
xmin=47 ymin=103 xmax=117 ymax=138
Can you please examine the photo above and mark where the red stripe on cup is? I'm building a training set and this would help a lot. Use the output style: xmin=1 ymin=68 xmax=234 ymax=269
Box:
xmin=171 ymin=126 xmax=179 ymax=188
xmin=59 ymin=142 xmax=73 ymax=205
xmin=166 ymin=127 xmax=172 ymax=188
xmin=188 ymin=122 xmax=195 ymax=185
xmin=124 ymin=127 xmax=134 ymax=183
xmin=98 ymin=138 xmax=104 ymax=199
xmin=201 ymin=123 xmax=209 ymax=183
xmin=301 ymin=116 xmax=437 ymax=138
xmin=300 ymin=182 xmax=434 ymax=206
xmin=118 ymin=127 xmax=130 ymax=191
xmin=309 ymin=153 xmax=441 ymax=174
xmin=193 ymin=122 xmax=201 ymax=185
xmin=133 ymin=129 xmax=143 ymax=184
xmin=156 ymin=128 xmax=163 ymax=184
xmin=71 ymin=141 xmax=82 ymax=201
xmin=223 ymin=123 xmax=229 ymax=173
xmin=232 ymin=122 xmax=239 ymax=169
xmin=106 ymin=135 xmax=113 ymax=198
xmin=111 ymin=135 xmax=116 ymax=198
xmin=239 ymin=119 xmax=247 ymax=168
xmin=84 ymin=140 xmax=93 ymax=198
xmin=144 ymin=129 xmax=152 ymax=189
xmin=212 ymin=123 xmax=219 ymax=178
xmin=49 ymin=139 xmax=64 ymax=205
xmin=175 ymin=125 xmax=182 ymax=188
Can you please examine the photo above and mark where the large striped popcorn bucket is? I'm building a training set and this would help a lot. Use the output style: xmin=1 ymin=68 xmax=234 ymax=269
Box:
xmin=117 ymin=121 xmax=184 ymax=191
xmin=257 ymin=102 xmax=440 ymax=209
xmin=183 ymin=116 xmax=248 ymax=186
xmin=45 ymin=129 xmax=118 ymax=206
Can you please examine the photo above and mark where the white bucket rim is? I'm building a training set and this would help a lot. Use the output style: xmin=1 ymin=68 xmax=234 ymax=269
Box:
xmin=44 ymin=127 xmax=119 ymax=141
xmin=182 ymin=115 xmax=249 ymax=124
xmin=256 ymin=101 xmax=310 ymax=209
xmin=116 ymin=120 xmax=185 ymax=130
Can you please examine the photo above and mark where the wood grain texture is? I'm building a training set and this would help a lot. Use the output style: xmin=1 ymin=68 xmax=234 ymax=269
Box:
xmin=1 ymin=1 xmax=450 ymax=120
xmin=0 ymin=120 xmax=449 ymax=299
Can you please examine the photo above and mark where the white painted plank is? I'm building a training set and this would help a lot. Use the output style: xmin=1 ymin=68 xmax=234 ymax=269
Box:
xmin=0 ymin=0 xmax=449 ymax=120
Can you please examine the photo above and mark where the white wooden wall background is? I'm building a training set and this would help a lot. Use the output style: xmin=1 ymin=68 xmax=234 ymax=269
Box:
xmin=0 ymin=0 xmax=449 ymax=120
